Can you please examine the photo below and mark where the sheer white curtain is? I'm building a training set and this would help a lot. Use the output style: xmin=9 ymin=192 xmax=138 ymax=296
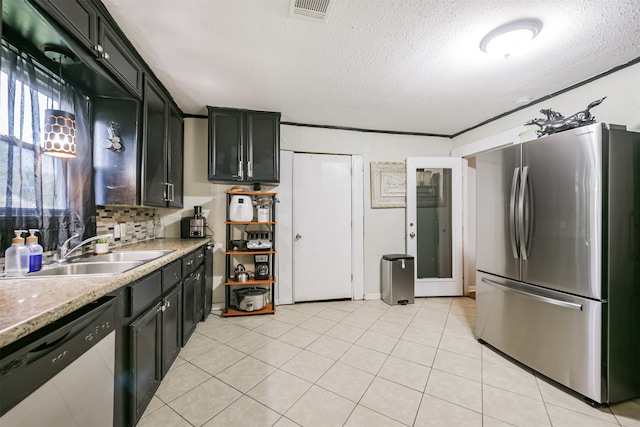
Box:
xmin=0 ymin=41 xmax=95 ymax=253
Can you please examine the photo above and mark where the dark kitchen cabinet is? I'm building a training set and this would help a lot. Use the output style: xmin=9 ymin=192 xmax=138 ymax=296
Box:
xmin=33 ymin=0 xmax=142 ymax=97
xmin=208 ymin=107 xmax=280 ymax=184
xmin=97 ymin=19 xmax=143 ymax=97
xmin=168 ymin=106 xmax=184 ymax=208
xmin=143 ymin=77 xmax=183 ymax=208
xmin=160 ymin=284 xmax=182 ymax=377
xmin=181 ymin=268 xmax=204 ymax=344
xmin=129 ymin=279 xmax=182 ymax=426
xmin=129 ymin=299 xmax=161 ymax=426
xmin=32 ymin=0 xmax=98 ymax=52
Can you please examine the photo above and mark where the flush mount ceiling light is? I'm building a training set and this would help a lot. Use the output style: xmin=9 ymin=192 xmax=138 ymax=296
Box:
xmin=480 ymin=19 xmax=542 ymax=58
xmin=42 ymin=46 xmax=77 ymax=159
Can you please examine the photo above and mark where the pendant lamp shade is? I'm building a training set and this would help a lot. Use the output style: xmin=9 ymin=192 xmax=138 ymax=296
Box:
xmin=43 ymin=108 xmax=76 ymax=158
xmin=42 ymin=46 xmax=78 ymax=159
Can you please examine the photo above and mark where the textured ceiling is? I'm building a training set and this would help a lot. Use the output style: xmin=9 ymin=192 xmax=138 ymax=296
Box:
xmin=101 ymin=0 xmax=640 ymax=136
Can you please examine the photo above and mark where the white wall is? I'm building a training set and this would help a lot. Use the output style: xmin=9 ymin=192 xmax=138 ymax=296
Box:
xmin=168 ymin=119 xmax=452 ymax=304
xmin=281 ymin=125 xmax=451 ymax=299
xmin=452 ymin=62 xmax=640 ymax=150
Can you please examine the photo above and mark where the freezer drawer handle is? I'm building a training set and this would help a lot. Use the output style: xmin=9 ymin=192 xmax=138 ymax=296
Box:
xmin=481 ymin=277 xmax=583 ymax=311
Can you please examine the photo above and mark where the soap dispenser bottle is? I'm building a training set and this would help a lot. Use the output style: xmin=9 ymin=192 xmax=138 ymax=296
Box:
xmin=26 ymin=229 xmax=44 ymax=272
xmin=5 ymin=230 xmax=30 ymax=277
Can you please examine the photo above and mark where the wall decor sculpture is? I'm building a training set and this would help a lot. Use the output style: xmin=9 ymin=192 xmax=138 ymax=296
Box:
xmin=525 ymin=96 xmax=606 ymax=137
xmin=371 ymin=162 xmax=406 ymax=208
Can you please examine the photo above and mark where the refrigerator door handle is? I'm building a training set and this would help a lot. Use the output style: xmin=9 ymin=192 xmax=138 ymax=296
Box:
xmin=509 ymin=167 xmax=520 ymax=259
xmin=481 ymin=277 xmax=583 ymax=311
xmin=518 ymin=166 xmax=530 ymax=260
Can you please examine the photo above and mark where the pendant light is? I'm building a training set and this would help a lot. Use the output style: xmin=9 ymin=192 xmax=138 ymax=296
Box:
xmin=42 ymin=46 xmax=77 ymax=159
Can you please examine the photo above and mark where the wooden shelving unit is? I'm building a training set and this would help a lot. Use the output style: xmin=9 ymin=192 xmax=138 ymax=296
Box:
xmin=222 ymin=191 xmax=277 ymax=317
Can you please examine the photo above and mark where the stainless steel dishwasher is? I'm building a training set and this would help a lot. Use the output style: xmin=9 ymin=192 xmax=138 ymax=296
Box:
xmin=0 ymin=297 xmax=116 ymax=426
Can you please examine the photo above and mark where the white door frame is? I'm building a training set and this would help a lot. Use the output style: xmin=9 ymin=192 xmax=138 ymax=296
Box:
xmin=451 ymin=125 xmax=527 ymax=296
xmin=277 ymin=151 xmax=364 ymax=305
xmin=406 ymin=157 xmax=464 ymax=297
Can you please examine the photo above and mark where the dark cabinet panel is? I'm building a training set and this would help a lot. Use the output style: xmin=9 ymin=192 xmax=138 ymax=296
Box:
xmin=130 ymin=300 xmax=162 ymax=426
xmin=143 ymin=77 xmax=183 ymax=208
xmin=208 ymin=107 xmax=280 ymax=183
xmin=98 ymin=19 xmax=142 ymax=96
xmin=161 ymin=284 xmax=182 ymax=378
xmin=33 ymin=0 xmax=98 ymax=51
xmin=247 ymin=112 xmax=280 ymax=183
xmin=143 ymin=78 xmax=169 ymax=206
xmin=194 ymin=265 xmax=205 ymax=323
xmin=208 ymin=109 xmax=244 ymax=181
xmin=182 ymin=273 xmax=196 ymax=345
xmin=168 ymin=106 xmax=184 ymax=208
xmin=33 ymin=0 xmax=142 ymax=97
xmin=92 ymin=97 xmax=140 ymax=205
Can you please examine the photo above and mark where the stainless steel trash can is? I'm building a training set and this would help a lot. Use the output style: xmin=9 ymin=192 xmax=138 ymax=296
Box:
xmin=381 ymin=254 xmax=415 ymax=305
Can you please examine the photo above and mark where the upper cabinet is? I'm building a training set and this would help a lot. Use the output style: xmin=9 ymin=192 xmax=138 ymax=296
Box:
xmin=208 ymin=107 xmax=280 ymax=184
xmin=143 ymin=77 xmax=183 ymax=208
xmin=32 ymin=0 xmax=142 ymax=97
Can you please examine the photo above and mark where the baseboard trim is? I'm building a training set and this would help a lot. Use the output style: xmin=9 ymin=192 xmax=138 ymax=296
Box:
xmin=364 ymin=293 xmax=381 ymax=300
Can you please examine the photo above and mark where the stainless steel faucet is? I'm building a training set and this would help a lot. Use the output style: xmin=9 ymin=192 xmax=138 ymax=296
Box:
xmin=56 ymin=234 xmax=113 ymax=262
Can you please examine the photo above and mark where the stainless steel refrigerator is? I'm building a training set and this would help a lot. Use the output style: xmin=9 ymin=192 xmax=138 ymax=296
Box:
xmin=476 ymin=122 xmax=640 ymax=404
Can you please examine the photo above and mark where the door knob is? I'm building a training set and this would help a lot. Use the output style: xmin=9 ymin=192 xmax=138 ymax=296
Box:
xmin=295 ymin=234 xmax=302 ymax=240
xmin=409 ymin=232 xmax=416 ymax=239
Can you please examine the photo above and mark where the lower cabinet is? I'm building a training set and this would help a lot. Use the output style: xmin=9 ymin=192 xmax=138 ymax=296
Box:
xmin=108 ymin=245 xmax=211 ymax=426
xmin=182 ymin=265 xmax=205 ymax=346
xmin=129 ymin=282 xmax=182 ymax=426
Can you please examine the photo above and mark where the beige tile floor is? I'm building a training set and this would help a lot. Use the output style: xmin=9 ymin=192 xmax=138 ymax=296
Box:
xmin=138 ymin=297 xmax=640 ymax=427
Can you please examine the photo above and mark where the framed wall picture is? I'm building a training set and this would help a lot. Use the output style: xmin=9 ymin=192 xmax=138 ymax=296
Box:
xmin=370 ymin=162 xmax=406 ymax=208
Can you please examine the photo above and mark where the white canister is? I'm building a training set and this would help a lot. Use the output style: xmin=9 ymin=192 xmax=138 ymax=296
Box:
xmin=257 ymin=207 xmax=269 ymax=222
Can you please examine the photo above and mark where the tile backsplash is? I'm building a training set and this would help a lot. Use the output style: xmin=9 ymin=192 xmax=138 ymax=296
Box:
xmin=96 ymin=205 xmax=158 ymax=246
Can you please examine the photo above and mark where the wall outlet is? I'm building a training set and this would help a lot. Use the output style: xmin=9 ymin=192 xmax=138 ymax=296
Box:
xmin=113 ymin=224 xmax=121 ymax=239
xmin=119 ymin=223 xmax=127 ymax=238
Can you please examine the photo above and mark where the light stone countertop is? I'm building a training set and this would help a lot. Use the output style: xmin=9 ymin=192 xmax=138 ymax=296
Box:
xmin=0 ymin=238 xmax=211 ymax=348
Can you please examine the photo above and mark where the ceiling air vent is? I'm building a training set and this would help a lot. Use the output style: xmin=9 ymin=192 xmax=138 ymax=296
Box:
xmin=290 ymin=0 xmax=334 ymax=22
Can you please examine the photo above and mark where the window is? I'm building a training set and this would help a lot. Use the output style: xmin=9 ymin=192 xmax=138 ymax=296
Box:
xmin=1 ymin=41 xmax=95 ymax=254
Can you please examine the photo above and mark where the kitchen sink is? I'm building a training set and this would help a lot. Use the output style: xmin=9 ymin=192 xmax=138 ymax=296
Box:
xmin=72 ymin=250 xmax=174 ymax=263
xmin=27 ymin=261 xmax=144 ymax=277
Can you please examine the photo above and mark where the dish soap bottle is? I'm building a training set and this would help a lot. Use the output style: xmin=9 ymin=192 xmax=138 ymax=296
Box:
xmin=5 ymin=230 xmax=30 ymax=277
xmin=26 ymin=229 xmax=44 ymax=272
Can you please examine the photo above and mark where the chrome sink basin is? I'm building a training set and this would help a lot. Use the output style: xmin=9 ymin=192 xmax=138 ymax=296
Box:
xmin=27 ymin=261 xmax=144 ymax=277
xmin=73 ymin=249 xmax=174 ymax=263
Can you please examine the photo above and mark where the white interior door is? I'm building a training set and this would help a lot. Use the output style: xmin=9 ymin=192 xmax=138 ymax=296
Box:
xmin=293 ymin=153 xmax=352 ymax=302
xmin=406 ymin=157 xmax=463 ymax=297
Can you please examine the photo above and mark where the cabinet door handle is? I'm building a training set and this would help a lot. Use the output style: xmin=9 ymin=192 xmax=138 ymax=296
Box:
xmin=94 ymin=44 xmax=103 ymax=53
xmin=187 ymin=260 xmax=194 ymax=266
xmin=195 ymin=273 xmax=201 ymax=280
xmin=163 ymin=183 xmax=169 ymax=202
xmin=247 ymin=160 xmax=253 ymax=179
xmin=169 ymin=183 xmax=175 ymax=202
xmin=165 ymin=301 xmax=171 ymax=308
xmin=237 ymin=160 xmax=243 ymax=181
xmin=198 ymin=253 xmax=204 ymax=259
